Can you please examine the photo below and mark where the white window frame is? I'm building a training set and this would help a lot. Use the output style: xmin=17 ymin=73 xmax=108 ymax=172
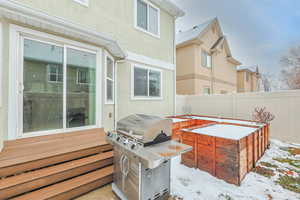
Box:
xmin=203 ymin=87 xmax=211 ymax=95
xmin=134 ymin=0 xmax=161 ymax=38
xmin=47 ymin=64 xmax=63 ymax=83
xmin=105 ymin=53 xmax=115 ymax=104
xmin=0 ymin=22 xmax=2 ymax=108
xmin=8 ymin=25 xmax=102 ymax=140
xmin=131 ymin=64 xmax=163 ymax=100
xmin=246 ymin=71 xmax=249 ymax=82
xmin=76 ymin=68 xmax=91 ymax=85
xmin=73 ymin=0 xmax=89 ymax=7
xmin=201 ymin=50 xmax=212 ymax=68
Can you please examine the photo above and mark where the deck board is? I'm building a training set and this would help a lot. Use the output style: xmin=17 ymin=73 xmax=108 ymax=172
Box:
xmin=0 ymin=128 xmax=110 ymax=176
xmin=11 ymin=166 xmax=114 ymax=200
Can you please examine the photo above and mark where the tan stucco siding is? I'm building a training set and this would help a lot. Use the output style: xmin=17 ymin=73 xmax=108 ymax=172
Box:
xmin=237 ymin=71 xmax=245 ymax=92
xmin=117 ymin=62 xmax=174 ymax=120
xmin=176 ymin=45 xmax=197 ymax=77
xmin=177 ymin=79 xmax=196 ymax=95
xmin=16 ymin=0 xmax=175 ymax=64
xmin=195 ymin=79 xmax=211 ymax=94
xmin=237 ymin=71 xmax=259 ymax=93
xmin=212 ymin=48 xmax=237 ymax=93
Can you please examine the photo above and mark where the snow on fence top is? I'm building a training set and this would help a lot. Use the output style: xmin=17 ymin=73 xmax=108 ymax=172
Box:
xmin=185 ymin=116 xmax=264 ymax=127
xmin=188 ymin=124 xmax=258 ymax=140
xmin=170 ymin=118 xmax=189 ymax=123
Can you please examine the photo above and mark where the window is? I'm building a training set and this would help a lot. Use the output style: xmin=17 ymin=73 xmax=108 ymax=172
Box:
xmin=246 ymin=72 xmax=249 ymax=82
xmin=73 ymin=0 xmax=89 ymax=7
xmin=105 ymin=56 xmax=114 ymax=104
xmin=136 ymin=0 xmax=160 ymax=37
xmin=201 ymin=50 xmax=212 ymax=68
xmin=23 ymin=38 xmax=97 ymax=134
xmin=47 ymin=64 xmax=63 ymax=83
xmin=133 ymin=65 xmax=162 ymax=99
xmin=77 ymin=69 xmax=90 ymax=84
xmin=203 ymin=87 xmax=211 ymax=95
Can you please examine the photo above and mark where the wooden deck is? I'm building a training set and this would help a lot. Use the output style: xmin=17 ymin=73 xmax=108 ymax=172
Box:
xmin=0 ymin=128 xmax=113 ymax=200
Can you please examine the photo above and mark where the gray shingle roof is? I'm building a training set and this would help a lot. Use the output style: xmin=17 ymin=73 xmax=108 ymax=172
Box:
xmin=176 ymin=18 xmax=215 ymax=45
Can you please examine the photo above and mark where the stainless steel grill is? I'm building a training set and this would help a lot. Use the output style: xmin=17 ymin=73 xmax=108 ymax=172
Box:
xmin=106 ymin=114 xmax=192 ymax=200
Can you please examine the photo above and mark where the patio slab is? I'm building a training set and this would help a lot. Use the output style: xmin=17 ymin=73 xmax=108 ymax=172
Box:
xmin=75 ymin=184 xmax=119 ymax=200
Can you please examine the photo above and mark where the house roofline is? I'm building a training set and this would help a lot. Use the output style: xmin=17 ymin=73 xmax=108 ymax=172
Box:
xmin=150 ymin=0 xmax=185 ymax=18
xmin=0 ymin=0 xmax=127 ymax=59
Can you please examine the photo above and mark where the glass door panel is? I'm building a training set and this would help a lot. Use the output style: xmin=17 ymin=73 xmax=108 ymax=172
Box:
xmin=66 ymin=48 xmax=96 ymax=128
xmin=23 ymin=39 xmax=64 ymax=133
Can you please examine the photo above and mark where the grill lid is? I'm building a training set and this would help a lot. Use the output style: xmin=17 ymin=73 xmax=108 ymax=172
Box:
xmin=117 ymin=114 xmax=172 ymax=144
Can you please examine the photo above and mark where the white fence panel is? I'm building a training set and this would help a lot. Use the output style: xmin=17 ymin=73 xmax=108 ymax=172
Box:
xmin=177 ymin=90 xmax=300 ymax=143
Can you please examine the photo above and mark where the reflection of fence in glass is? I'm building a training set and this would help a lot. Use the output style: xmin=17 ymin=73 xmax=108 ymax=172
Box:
xmin=23 ymin=92 xmax=95 ymax=133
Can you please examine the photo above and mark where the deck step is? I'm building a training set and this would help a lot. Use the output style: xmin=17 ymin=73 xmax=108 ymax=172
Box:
xmin=0 ymin=128 xmax=112 ymax=177
xmin=11 ymin=166 xmax=114 ymax=200
xmin=0 ymin=151 xmax=113 ymax=199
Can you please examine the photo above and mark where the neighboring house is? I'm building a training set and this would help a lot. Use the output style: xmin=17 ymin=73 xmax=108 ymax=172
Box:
xmin=176 ymin=18 xmax=241 ymax=95
xmin=0 ymin=0 xmax=184 ymax=147
xmin=237 ymin=66 xmax=261 ymax=93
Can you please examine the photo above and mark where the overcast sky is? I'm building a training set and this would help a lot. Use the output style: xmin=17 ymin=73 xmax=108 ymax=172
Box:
xmin=171 ymin=0 xmax=300 ymax=76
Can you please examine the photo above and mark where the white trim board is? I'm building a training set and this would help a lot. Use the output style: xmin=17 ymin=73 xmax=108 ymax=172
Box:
xmin=126 ymin=51 xmax=175 ymax=71
xmin=149 ymin=0 xmax=185 ymax=18
xmin=0 ymin=0 xmax=126 ymax=58
xmin=0 ymin=21 xmax=2 ymax=107
xmin=73 ymin=0 xmax=89 ymax=7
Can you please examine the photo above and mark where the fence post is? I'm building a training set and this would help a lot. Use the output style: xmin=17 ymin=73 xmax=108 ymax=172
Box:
xmin=232 ymin=94 xmax=237 ymax=118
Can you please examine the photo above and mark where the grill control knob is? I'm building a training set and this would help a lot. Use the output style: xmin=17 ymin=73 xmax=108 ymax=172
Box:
xmin=116 ymin=137 xmax=121 ymax=142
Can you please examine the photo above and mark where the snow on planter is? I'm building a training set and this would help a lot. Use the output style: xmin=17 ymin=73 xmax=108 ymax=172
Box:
xmin=168 ymin=115 xmax=270 ymax=185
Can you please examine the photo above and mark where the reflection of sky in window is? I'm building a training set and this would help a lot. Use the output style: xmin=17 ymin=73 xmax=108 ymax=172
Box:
xmin=24 ymin=39 xmax=96 ymax=69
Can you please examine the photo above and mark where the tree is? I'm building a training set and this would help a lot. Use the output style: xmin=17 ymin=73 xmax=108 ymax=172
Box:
xmin=280 ymin=46 xmax=300 ymax=90
xmin=259 ymin=73 xmax=272 ymax=92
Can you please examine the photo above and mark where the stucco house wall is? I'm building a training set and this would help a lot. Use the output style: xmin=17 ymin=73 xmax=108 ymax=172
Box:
xmin=0 ymin=0 xmax=180 ymax=140
xmin=237 ymin=70 xmax=259 ymax=93
xmin=176 ymin=19 xmax=239 ymax=95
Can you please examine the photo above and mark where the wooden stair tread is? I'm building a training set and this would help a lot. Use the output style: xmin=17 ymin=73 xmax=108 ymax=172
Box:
xmin=0 ymin=151 xmax=113 ymax=190
xmin=11 ymin=166 xmax=114 ymax=200
xmin=0 ymin=132 xmax=104 ymax=159
xmin=0 ymin=140 xmax=110 ymax=168
xmin=4 ymin=128 xmax=104 ymax=148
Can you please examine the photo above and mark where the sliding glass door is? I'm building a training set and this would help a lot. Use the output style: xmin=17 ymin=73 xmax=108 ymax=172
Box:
xmin=22 ymin=38 xmax=97 ymax=135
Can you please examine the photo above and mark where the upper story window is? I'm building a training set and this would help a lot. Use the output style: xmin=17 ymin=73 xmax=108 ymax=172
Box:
xmin=136 ymin=0 xmax=160 ymax=37
xmin=201 ymin=50 xmax=212 ymax=68
xmin=73 ymin=0 xmax=89 ymax=7
xmin=132 ymin=65 xmax=162 ymax=99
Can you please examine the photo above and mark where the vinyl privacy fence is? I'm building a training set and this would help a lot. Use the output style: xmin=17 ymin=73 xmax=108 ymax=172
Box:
xmin=176 ymin=90 xmax=300 ymax=143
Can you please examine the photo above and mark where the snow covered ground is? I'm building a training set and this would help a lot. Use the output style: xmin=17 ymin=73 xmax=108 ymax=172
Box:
xmin=170 ymin=140 xmax=300 ymax=200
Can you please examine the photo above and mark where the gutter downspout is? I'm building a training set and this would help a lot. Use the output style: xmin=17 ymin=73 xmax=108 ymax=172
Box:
xmin=173 ymin=17 xmax=177 ymax=115
xmin=210 ymin=53 xmax=214 ymax=94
